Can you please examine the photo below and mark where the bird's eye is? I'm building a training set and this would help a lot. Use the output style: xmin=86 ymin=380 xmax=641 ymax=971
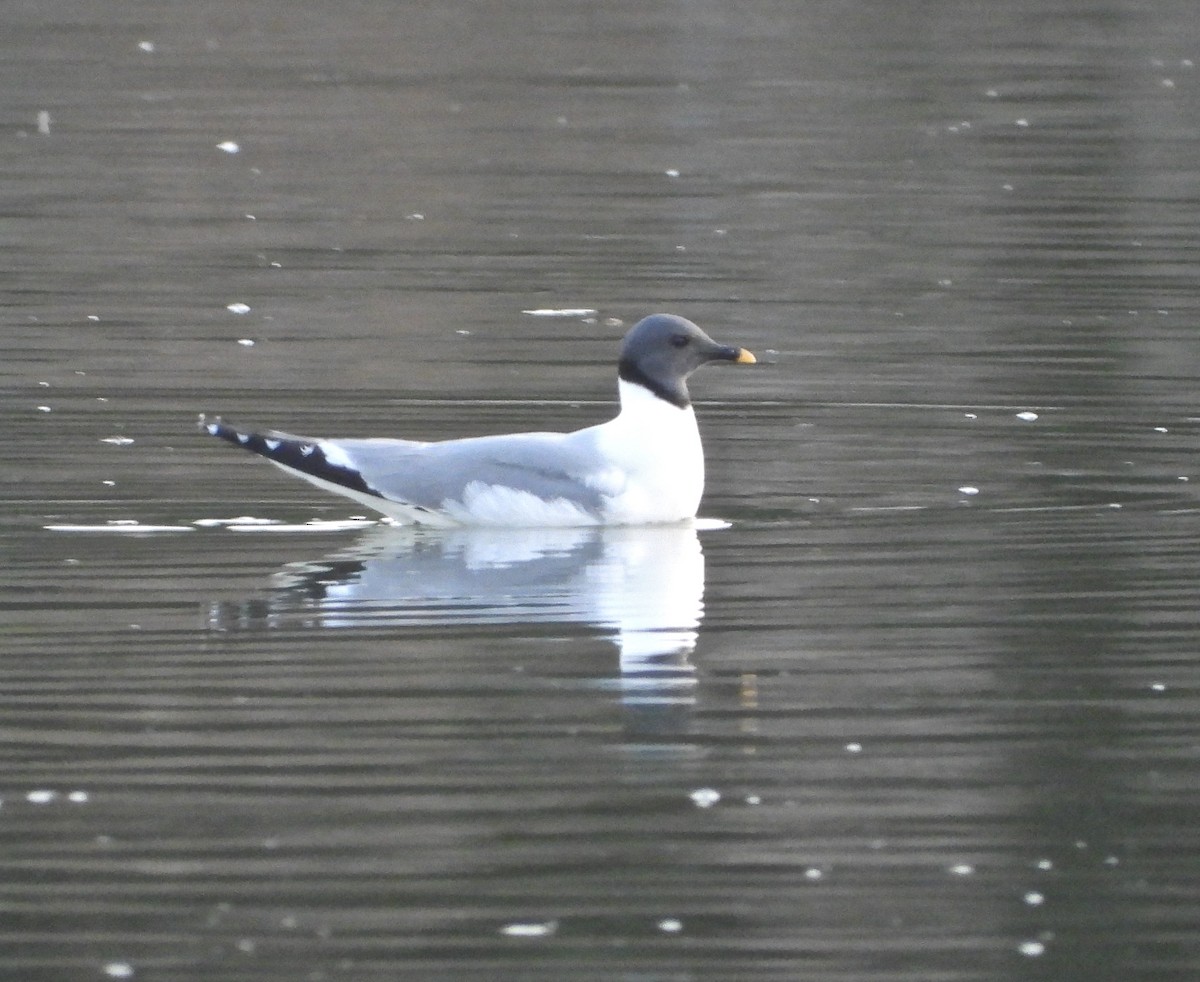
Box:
xmin=670 ymin=333 xmax=690 ymax=348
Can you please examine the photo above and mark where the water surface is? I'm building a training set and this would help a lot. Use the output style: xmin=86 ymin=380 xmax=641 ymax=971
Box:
xmin=3 ymin=1 xmax=1199 ymax=979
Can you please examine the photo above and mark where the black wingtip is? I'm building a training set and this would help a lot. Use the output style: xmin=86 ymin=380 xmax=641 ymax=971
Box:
xmin=199 ymin=414 xmax=253 ymax=451
xmin=200 ymin=415 xmax=382 ymax=499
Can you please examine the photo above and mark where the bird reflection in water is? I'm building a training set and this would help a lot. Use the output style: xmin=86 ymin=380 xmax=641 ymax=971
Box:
xmin=208 ymin=522 xmax=711 ymax=737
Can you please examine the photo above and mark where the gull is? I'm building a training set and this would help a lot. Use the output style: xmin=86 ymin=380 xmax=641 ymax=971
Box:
xmin=200 ymin=313 xmax=755 ymax=526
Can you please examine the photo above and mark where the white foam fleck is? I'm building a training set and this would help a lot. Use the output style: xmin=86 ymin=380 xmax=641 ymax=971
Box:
xmin=217 ymin=140 xmax=240 ymax=154
xmin=499 ymin=920 xmax=557 ymax=938
xmin=103 ymin=963 xmax=135 ymax=979
xmin=958 ymin=486 xmax=980 ymax=495
xmin=226 ymin=302 xmax=251 ymax=314
xmin=689 ymin=788 xmax=720 ymax=808
xmin=194 ymin=516 xmax=281 ymax=527
xmin=521 ymin=308 xmax=598 ymax=318
xmin=237 ymin=338 xmax=255 ymax=346
xmin=1018 ymin=941 xmax=1045 ymax=957
xmin=101 ymin=436 xmax=135 ymax=446
xmin=138 ymin=40 xmax=155 ymax=52
xmin=226 ymin=519 xmax=377 ymax=533
xmin=949 ymin=863 xmax=975 ymax=876
xmin=68 ymin=790 xmax=90 ymax=803
xmin=1016 ymin=411 xmax=1039 ymax=421
xmin=27 ymin=789 xmax=58 ymax=804
xmin=1023 ymin=891 xmax=1044 ymax=906
xmin=45 ymin=522 xmax=195 ymax=533
xmin=657 ymin=918 xmax=683 ymax=933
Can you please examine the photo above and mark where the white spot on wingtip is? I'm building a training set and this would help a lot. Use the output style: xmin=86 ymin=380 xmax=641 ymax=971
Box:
xmin=236 ymin=433 xmax=250 ymax=444
xmin=318 ymin=442 xmax=355 ymax=469
xmin=264 ymin=438 xmax=282 ymax=451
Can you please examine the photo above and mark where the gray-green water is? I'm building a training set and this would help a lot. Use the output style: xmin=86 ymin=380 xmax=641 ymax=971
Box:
xmin=4 ymin=1 xmax=1199 ymax=979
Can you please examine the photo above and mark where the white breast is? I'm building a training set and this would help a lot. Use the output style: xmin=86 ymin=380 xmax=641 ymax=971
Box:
xmin=588 ymin=379 xmax=705 ymax=524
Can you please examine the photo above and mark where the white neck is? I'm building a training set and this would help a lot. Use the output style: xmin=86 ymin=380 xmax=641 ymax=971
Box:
xmin=617 ymin=377 xmax=693 ymax=419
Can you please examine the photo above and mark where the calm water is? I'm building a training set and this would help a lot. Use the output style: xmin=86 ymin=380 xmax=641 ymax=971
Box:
xmin=4 ymin=1 xmax=1200 ymax=979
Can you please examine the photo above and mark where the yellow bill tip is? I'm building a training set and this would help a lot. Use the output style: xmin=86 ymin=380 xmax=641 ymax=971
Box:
xmin=734 ymin=348 xmax=757 ymax=365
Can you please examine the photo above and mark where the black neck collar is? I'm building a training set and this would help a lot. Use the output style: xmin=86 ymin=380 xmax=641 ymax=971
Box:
xmin=618 ymin=358 xmax=690 ymax=409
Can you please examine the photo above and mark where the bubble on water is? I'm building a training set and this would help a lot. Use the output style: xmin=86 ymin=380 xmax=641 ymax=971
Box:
xmin=500 ymin=920 xmax=557 ymax=938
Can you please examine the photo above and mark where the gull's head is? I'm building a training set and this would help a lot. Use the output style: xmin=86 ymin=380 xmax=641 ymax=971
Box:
xmin=617 ymin=314 xmax=756 ymax=408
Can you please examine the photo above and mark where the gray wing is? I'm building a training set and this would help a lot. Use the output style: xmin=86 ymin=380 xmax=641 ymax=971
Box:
xmin=327 ymin=429 xmax=615 ymax=512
